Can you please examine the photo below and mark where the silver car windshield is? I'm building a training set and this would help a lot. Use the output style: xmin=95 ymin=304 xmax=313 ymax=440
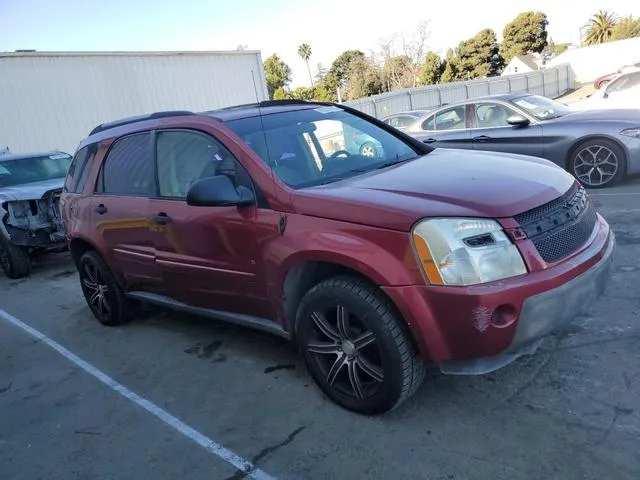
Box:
xmin=0 ymin=154 xmax=72 ymax=188
xmin=512 ymin=95 xmax=572 ymax=121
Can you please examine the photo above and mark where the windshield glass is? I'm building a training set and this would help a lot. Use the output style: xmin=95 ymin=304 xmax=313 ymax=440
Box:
xmin=0 ymin=154 xmax=72 ymax=188
xmin=225 ymin=106 xmax=422 ymax=189
xmin=512 ymin=95 xmax=572 ymax=120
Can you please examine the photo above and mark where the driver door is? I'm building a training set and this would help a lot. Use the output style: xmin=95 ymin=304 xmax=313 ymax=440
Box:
xmin=146 ymin=128 xmax=275 ymax=319
xmin=470 ymin=102 xmax=543 ymax=158
xmin=414 ymin=106 xmax=472 ymax=149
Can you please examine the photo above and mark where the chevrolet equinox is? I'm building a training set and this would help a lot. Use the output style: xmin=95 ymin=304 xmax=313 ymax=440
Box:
xmin=60 ymin=101 xmax=615 ymax=414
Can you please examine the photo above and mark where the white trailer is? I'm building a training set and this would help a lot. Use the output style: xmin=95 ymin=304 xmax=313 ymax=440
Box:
xmin=0 ymin=50 xmax=269 ymax=154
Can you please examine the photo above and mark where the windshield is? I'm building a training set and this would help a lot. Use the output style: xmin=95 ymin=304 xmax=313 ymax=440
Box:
xmin=0 ymin=154 xmax=72 ymax=188
xmin=225 ymin=106 xmax=422 ymax=189
xmin=512 ymin=95 xmax=572 ymax=121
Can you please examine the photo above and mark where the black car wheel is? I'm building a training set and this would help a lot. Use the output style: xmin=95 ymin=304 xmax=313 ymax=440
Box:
xmin=0 ymin=237 xmax=30 ymax=279
xmin=569 ymin=138 xmax=626 ymax=188
xmin=359 ymin=142 xmax=377 ymax=158
xmin=78 ymin=250 xmax=134 ymax=326
xmin=296 ymin=276 xmax=425 ymax=414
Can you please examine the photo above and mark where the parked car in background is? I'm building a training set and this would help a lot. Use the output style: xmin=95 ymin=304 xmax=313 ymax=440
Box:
xmin=0 ymin=151 xmax=72 ymax=278
xmin=594 ymin=61 xmax=640 ymax=89
xmin=381 ymin=110 xmax=432 ymax=131
xmin=572 ymin=70 xmax=640 ymax=112
xmin=62 ymin=100 xmax=614 ymax=415
xmin=405 ymin=93 xmax=640 ymax=188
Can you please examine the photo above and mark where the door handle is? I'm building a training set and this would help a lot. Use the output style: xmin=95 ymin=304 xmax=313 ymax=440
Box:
xmin=473 ymin=135 xmax=491 ymax=142
xmin=422 ymin=138 xmax=437 ymax=144
xmin=151 ymin=213 xmax=172 ymax=225
xmin=94 ymin=204 xmax=107 ymax=214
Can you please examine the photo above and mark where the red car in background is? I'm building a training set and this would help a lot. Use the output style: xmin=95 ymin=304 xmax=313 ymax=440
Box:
xmin=594 ymin=61 xmax=640 ymax=89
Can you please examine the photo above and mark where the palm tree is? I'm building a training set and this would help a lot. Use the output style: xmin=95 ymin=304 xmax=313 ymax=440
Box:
xmin=583 ymin=10 xmax=618 ymax=46
xmin=298 ymin=43 xmax=314 ymax=87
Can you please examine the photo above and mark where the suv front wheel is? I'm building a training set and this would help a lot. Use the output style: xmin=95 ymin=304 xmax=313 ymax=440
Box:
xmin=296 ymin=277 xmax=425 ymax=414
xmin=79 ymin=250 xmax=134 ymax=326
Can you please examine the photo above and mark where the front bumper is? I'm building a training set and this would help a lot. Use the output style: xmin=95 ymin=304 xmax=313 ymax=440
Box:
xmin=440 ymin=229 xmax=614 ymax=374
xmin=382 ymin=214 xmax=615 ymax=374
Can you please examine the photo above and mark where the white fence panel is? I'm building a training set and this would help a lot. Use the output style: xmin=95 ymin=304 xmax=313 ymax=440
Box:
xmin=344 ymin=64 xmax=573 ymax=117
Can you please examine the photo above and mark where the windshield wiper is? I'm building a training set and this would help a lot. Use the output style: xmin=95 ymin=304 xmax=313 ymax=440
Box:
xmin=312 ymin=156 xmax=414 ymax=186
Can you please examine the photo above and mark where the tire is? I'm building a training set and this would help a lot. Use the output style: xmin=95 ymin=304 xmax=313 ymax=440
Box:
xmin=78 ymin=250 xmax=135 ymax=326
xmin=359 ymin=142 xmax=378 ymax=158
xmin=569 ymin=138 xmax=626 ymax=189
xmin=0 ymin=236 xmax=30 ymax=279
xmin=295 ymin=276 xmax=425 ymax=415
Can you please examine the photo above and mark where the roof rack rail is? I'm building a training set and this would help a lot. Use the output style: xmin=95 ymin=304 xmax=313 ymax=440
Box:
xmin=89 ymin=110 xmax=194 ymax=135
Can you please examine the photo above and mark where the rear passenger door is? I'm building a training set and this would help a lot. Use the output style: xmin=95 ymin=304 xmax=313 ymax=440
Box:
xmin=90 ymin=132 xmax=161 ymax=288
xmin=415 ymin=106 xmax=472 ymax=149
xmin=147 ymin=129 xmax=275 ymax=319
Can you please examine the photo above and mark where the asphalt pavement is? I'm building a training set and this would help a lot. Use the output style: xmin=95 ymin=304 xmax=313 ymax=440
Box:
xmin=1 ymin=177 xmax=640 ymax=480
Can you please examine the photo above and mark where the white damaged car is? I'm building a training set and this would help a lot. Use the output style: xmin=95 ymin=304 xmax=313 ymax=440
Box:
xmin=0 ymin=151 xmax=72 ymax=278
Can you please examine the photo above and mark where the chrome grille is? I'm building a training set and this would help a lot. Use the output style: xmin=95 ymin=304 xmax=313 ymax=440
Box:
xmin=514 ymin=183 xmax=597 ymax=263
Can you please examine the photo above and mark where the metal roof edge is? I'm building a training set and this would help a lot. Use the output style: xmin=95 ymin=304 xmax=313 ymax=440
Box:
xmin=0 ymin=50 xmax=263 ymax=58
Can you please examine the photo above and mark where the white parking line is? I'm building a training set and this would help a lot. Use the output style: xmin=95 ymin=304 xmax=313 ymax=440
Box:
xmin=0 ymin=308 xmax=276 ymax=480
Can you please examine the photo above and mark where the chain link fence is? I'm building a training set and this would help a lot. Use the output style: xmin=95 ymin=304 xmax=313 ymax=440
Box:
xmin=343 ymin=63 xmax=574 ymax=118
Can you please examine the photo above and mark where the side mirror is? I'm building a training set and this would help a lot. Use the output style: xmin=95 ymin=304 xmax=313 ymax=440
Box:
xmin=186 ymin=175 xmax=254 ymax=207
xmin=602 ymin=91 xmax=609 ymax=99
xmin=506 ymin=114 xmax=530 ymax=127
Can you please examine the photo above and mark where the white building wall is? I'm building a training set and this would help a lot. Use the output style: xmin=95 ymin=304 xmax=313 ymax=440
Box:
xmin=0 ymin=51 xmax=269 ymax=154
xmin=546 ymin=37 xmax=640 ymax=83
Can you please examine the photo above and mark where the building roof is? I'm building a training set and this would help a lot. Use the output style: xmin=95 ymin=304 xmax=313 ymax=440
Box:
xmin=511 ymin=54 xmax=540 ymax=71
xmin=0 ymin=50 xmax=263 ymax=58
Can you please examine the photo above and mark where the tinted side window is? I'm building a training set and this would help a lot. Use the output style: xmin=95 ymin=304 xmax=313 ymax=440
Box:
xmin=421 ymin=115 xmax=436 ymax=131
xmin=100 ymin=133 xmax=153 ymax=196
xmin=156 ymin=130 xmax=252 ymax=199
xmin=64 ymin=147 xmax=94 ymax=193
xmin=433 ymin=107 xmax=466 ymax=131
xmin=63 ymin=149 xmax=86 ymax=193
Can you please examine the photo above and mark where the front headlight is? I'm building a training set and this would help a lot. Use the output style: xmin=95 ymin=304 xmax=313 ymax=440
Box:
xmin=411 ymin=218 xmax=527 ymax=286
xmin=620 ymin=128 xmax=640 ymax=138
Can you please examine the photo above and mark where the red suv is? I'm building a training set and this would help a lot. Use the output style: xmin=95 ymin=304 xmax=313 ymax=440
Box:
xmin=61 ymin=101 xmax=615 ymax=414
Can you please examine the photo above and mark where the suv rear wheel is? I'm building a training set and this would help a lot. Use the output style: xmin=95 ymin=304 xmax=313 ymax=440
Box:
xmin=0 ymin=237 xmax=30 ymax=279
xmin=295 ymin=276 xmax=425 ymax=414
xmin=78 ymin=251 xmax=135 ymax=326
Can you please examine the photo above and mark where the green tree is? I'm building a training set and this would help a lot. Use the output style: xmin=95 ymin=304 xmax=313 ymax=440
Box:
xmin=500 ymin=11 xmax=549 ymax=63
xmin=326 ymin=50 xmax=366 ymax=100
xmin=345 ymin=56 xmax=383 ymax=100
xmin=611 ymin=15 xmax=640 ymax=41
xmin=584 ymin=10 xmax=618 ymax=46
xmin=545 ymin=37 xmax=568 ymax=57
xmin=418 ymin=51 xmax=444 ymax=86
xmin=440 ymin=60 xmax=457 ymax=83
xmin=382 ymin=55 xmax=414 ymax=91
xmin=263 ymin=54 xmax=292 ymax=99
xmin=453 ymin=28 xmax=503 ymax=80
xmin=297 ymin=43 xmax=314 ymax=87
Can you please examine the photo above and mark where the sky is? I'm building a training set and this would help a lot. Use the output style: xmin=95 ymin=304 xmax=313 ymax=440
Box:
xmin=1 ymin=0 xmax=639 ymax=87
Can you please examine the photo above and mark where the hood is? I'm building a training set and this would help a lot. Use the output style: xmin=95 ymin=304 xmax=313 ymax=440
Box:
xmin=0 ymin=178 xmax=65 ymax=203
xmin=563 ymin=105 xmax=640 ymax=120
xmin=292 ymin=149 xmax=575 ymax=231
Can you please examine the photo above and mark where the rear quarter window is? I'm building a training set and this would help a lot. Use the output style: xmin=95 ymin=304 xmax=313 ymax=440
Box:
xmin=97 ymin=133 xmax=154 ymax=196
xmin=64 ymin=144 xmax=97 ymax=194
